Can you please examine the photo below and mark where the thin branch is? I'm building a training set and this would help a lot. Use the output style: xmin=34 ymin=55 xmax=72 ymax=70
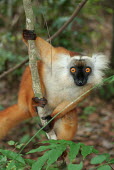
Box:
xmin=47 ymin=0 xmax=88 ymax=41
xmin=0 ymin=58 xmax=29 ymax=79
xmin=0 ymin=0 xmax=88 ymax=79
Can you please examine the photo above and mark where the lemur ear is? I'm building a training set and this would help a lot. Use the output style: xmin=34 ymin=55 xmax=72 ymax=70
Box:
xmin=35 ymin=37 xmax=56 ymax=64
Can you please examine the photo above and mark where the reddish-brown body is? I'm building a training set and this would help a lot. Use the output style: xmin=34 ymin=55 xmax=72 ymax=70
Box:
xmin=0 ymin=36 xmax=93 ymax=140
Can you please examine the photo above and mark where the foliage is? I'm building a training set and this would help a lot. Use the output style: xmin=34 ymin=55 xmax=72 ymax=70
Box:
xmin=0 ymin=0 xmax=113 ymax=98
xmin=0 ymin=140 xmax=114 ymax=170
xmin=98 ymin=71 xmax=114 ymax=100
xmin=83 ymin=106 xmax=96 ymax=115
xmin=99 ymin=82 xmax=114 ymax=100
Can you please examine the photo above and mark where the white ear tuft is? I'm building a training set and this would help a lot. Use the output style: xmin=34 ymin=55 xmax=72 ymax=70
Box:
xmin=91 ymin=53 xmax=110 ymax=84
xmin=92 ymin=53 xmax=109 ymax=71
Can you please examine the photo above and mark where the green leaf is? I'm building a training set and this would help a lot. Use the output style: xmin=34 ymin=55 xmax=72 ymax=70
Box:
xmin=15 ymin=143 xmax=24 ymax=149
xmin=0 ymin=149 xmax=25 ymax=165
xmin=68 ymin=162 xmax=83 ymax=170
xmin=42 ymin=139 xmax=72 ymax=145
xmin=69 ymin=143 xmax=80 ymax=162
xmin=32 ymin=150 xmax=51 ymax=170
xmin=81 ymin=145 xmax=94 ymax=159
xmin=28 ymin=139 xmax=71 ymax=154
xmin=83 ymin=106 xmax=96 ymax=115
xmin=32 ymin=145 xmax=67 ymax=170
xmin=97 ymin=165 xmax=112 ymax=170
xmin=46 ymin=145 xmax=66 ymax=169
xmin=27 ymin=144 xmax=57 ymax=154
xmin=0 ymin=155 xmax=7 ymax=164
xmin=7 ymin=141 xmax=15 ymax=146
xmin=92 ymin=148 xmax=99 ymax=154
xmin=91 ymin=154 xmax=108 ymax=164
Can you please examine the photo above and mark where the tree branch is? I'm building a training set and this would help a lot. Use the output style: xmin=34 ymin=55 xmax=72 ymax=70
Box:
xmin=23 ymin=0 xmax=57 ymax=140
xmin=48 ymin=0 xmax=88 ymax=41
xmin=0 ymin=0 xmax=88 ymax=79
xmin=0 ymin=59 xmax=29 ymax=79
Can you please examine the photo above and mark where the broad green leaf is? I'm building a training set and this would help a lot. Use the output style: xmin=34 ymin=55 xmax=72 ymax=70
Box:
xmin=7 ymin=141 xmax=15 ymax=146
xmin=69 ymin=143 xmax=80 ymax=162
xmin=32 ymin=150 xmax=51 ymax=170
xmin=27 ymin=144 xmax=57 ymax=154
xmin=46 ymin=145 xmax=66 ymax=169
xmin=68 ymin=162 xmax=83 ymax=170
xmin=0 ymin=149 xmax=25 ymax=165
xmin=91 ymin=154 xmax=108 ymax=164
xmin=97 ymin=165 xmax=112 ymax=170
xmin=81 ymin=145 xmax=94 ymax=159
xmin=32 ymin=145 xmax=67 ymax=170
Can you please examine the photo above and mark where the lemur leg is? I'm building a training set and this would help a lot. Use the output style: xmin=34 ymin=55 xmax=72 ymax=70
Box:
xmin=54 ymin=109 xmax=78 ymax=140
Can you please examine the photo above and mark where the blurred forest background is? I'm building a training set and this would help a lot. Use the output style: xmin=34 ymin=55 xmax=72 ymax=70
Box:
xmin=0 ymin=0 xmax=114 ymax=167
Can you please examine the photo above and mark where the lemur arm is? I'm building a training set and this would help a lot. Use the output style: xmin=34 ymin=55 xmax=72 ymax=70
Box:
xmin=51 ymin=85 xmax=92 ymax=120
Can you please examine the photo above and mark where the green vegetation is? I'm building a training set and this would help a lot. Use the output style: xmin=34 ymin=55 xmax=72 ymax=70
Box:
xmin=0 ymin=140 xmax=114 ymax=170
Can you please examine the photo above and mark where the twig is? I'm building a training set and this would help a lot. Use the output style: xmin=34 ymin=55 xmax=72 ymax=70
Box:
xmin=47 ymin=0 xmax=88 ymax=41
xmin=0 ymin=58 xmax=29 ymax=79
xmin=0 ymin=0 xmax=88 ymax=80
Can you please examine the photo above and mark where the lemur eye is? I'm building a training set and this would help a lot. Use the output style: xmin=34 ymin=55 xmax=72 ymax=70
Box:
xmin=85 ymin=67 xmax=91 ymax=73
xmin=70 ymin=67 xmax=76 ymax=73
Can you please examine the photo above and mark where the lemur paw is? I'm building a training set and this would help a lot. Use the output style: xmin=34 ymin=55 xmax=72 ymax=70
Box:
xmin=42 ymin=115 xmax=52 ymax=121
xmin=39 ymin=123 xmax=52 ymax=133
xmin=32 ymin=97 xmax=47 ymax=108
xmin=23 ymin=29 xmax=36 ymax=40
xmin=41 ymin=115 xmax=52 ymax=132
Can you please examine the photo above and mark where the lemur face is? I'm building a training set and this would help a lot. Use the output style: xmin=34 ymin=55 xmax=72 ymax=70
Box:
xmin=70 ymin=65 xmax=92 ymax=86
xmin=69 ymin=57 xmax=92 ymax=86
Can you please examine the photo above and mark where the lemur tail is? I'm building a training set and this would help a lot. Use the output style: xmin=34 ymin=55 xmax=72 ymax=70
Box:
xmin=0 ymin=104 xmax=31 ymax=139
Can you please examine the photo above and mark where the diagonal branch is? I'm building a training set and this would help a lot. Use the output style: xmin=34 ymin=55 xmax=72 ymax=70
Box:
xmin=0 ymin=0 xmax=88 ymax=79
xmin=0 ymin=58 xmax=29 ymax=79
xmin=48 ymin=0 xmax=88 ymax=41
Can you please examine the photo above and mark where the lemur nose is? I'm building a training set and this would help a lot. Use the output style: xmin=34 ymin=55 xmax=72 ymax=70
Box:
xmin=78 ymin=80 xmax=83 ymax=85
